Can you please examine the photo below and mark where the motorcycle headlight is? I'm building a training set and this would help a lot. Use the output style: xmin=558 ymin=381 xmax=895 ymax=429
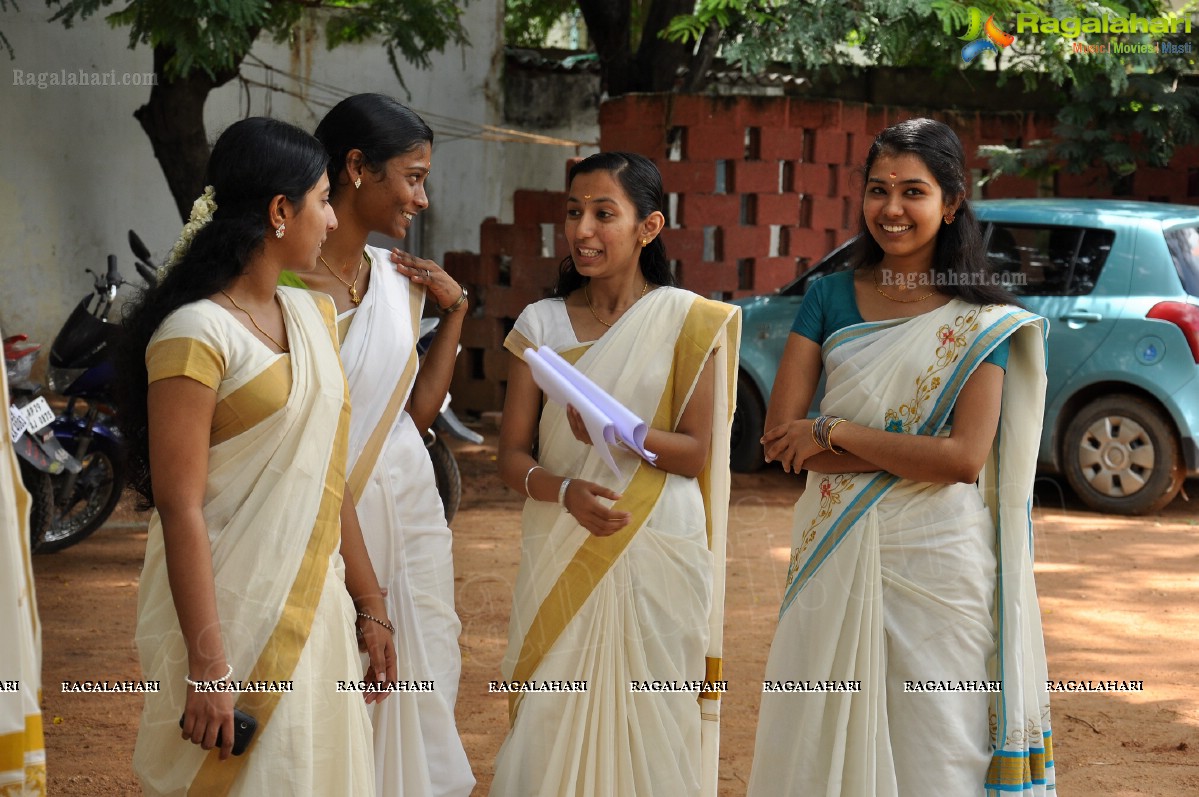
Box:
xmin=47 ymin=365 xmax=86 ymax=395
xmin=5 ymin=351 xmax=38 ymax=383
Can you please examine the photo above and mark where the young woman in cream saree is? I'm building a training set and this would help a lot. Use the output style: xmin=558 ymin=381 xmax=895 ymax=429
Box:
xmin=747 ymin=119 xmax=1055 ymax=797
xmin=118 ymin=118 xmax=396 ymax=797
xmin=295 ymin=94 xmax=475 ymax=797
xmin=492 ymin=152 xmax=740 ymax=797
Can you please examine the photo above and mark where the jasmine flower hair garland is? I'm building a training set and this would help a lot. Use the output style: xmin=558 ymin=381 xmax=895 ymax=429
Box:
xmin=162 ymin=185 xmax=217 ymax=273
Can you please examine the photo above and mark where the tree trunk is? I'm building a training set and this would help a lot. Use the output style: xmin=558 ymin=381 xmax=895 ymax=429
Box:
xmin=580 ymin=0 xmax=708 ymax=96
xmin=134 ymin=46 xmax=244 ymax=221
xmin=579 ymin=0 xmax=633 ymax=96
xmin=681 ymin=20 xmax=723 ymax=94
xmin=633 ymin=0 xmax=694 ymax=93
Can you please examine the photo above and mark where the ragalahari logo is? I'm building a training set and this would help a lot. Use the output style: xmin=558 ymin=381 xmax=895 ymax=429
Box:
xmin=960 ymin=8 xmax=1015 ymax=63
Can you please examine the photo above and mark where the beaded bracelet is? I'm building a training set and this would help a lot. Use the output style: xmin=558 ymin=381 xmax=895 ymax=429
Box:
xmin=356 ymin=611 xmax=395 ymax=634
xmin=185 ymin=663 xmax=233 ymax=688
xmin=524 ymin=464 xmax=543 ymax=498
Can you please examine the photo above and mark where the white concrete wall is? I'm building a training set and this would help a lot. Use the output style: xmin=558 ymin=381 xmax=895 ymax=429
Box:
xmin=0 ymin=1 xmax=592 ymax=349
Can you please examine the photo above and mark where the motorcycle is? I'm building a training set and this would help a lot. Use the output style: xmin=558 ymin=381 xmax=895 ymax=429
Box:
xmin=29 ymin=232 xmax=159 ymax=553
xmin=416 ymin=316 xmax=483 ymax=523
xmin=5 ymin=334 xmax=81 ymax=547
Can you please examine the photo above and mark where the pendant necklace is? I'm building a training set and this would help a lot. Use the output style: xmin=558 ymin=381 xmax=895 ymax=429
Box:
xmin=318 ymin=250 xmax=368 ymax=305
xmin=872 ymin=267 xmax=936 ymax=303
xmin=586 ymin=281 xmax=649 ymax=328
xmin=220 ymin=290 xmax=289 ymax=352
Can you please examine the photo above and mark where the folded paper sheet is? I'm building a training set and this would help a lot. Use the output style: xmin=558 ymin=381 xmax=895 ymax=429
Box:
xmin=524 ymin=346 xmax=657 ymax=478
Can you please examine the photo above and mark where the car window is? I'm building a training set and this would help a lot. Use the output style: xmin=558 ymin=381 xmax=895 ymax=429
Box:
xmin=1165 ymin=225 xmax=1199 ymax=297
xmin=985 ymin=223 xmax=1114 ymax=296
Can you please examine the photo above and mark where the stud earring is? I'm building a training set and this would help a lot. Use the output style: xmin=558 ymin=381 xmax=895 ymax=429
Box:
xmin=275 ymin=223 xmax=286 ymax=239
xmin=640 ymin=237 xmax=648 ymax=247
xmin=354 ymin=177 xmax=362 ymax=189
xmin=943 ymin=213 xmax=956 ymax=225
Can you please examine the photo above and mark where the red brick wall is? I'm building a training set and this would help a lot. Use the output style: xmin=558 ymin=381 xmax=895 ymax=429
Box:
xmin=448 ymin=95 xmax=1199 ymax=413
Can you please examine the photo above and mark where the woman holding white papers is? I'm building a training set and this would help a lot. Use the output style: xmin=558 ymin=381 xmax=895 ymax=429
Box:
xmin=492 ymin=152 xmax=741 ymax=797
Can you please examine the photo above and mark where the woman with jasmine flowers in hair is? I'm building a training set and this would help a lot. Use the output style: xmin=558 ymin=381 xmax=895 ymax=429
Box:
xmin=747 ymin=118 xmax=1055 ymax=796
xmin=117 ymin=117 xmax=396 ymax=796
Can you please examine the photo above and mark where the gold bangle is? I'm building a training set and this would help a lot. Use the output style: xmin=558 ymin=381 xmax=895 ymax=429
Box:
xmin=356 ymin=611 xmax=394 ymax=634
xmin=438 ymin=286 xmax=468 ymax=315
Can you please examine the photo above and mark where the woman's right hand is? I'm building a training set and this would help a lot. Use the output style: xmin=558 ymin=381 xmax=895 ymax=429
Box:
xmin=180 ymin=678 xmax=236 ymax=760
xmin=562 ymin=479 xmax=631 ymax=537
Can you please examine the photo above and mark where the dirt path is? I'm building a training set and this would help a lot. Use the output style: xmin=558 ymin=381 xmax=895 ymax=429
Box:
xmin=33 ymin=435 xmax=1199 ymax=795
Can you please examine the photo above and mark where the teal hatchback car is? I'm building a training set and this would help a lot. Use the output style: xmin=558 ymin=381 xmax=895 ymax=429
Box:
xmin=731 ymin=199 xmax=1199 ymax=515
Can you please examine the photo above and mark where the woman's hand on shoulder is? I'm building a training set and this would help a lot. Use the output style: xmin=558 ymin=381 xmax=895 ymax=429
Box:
xmin=762 ymin=419 xmax=821 ymax=473
xmin=390 ymin=249 xmax=464 ymax=312
xmin=562 ymin=479 xmax=631 ymax=537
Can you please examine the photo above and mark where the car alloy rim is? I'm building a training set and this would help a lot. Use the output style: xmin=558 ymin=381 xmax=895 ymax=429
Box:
xmin=1076 ymin=414 xmax=1155 ymax=498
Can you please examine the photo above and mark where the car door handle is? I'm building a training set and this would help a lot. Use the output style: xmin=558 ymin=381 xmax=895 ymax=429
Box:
xmin=1060 ymin=311 xmax=1103 ymax=323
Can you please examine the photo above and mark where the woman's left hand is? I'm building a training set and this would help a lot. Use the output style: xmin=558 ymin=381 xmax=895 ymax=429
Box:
xmin=356 ymin=612 xmax=398 ymax=704
xmin=762 ymin=419 xmax=821 ymax=474
xmin=565 ymin=405 xmax=594 ymax=447
xmin=390 ymin=249 xmax=463 ymax=312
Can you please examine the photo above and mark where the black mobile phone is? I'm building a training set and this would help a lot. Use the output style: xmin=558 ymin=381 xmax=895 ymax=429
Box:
xmin=179 ymin=708 xmax=258 ymax=756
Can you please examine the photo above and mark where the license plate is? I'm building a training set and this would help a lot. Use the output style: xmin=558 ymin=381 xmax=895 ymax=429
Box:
xmin=8 ymin=404 xmax=27 ymax=443
xmin=21 ymin=396 xmax=55 ymax=433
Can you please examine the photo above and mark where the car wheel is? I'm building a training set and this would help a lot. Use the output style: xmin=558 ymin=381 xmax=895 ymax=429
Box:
xmin=1061 ymin=395 xmax=1183 ymax=515
xmin=730 ymin=377 xmax=765 ymax=473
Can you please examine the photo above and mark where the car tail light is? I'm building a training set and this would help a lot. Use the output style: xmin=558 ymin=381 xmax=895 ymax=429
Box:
xmin=1147 ymin=301 xmax=1199 ymax=363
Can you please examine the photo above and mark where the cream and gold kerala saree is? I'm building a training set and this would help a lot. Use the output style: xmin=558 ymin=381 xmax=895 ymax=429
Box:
xmin=339 ymin=247 xmax=474 ymax=797
xmin=133 ymin=288 xmax=373 ymax=797
xmin=491 ymin=287 xmax=740 ymax=797
xmin=748 ymin=299 xmax=1055 ymax=796
xmin=0 ymin=325 xmax=46 ymax=797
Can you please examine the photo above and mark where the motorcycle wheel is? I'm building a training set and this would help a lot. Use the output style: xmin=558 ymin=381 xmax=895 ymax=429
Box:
xmin=426 ymin=433 xmax=462 ymax=524
xmin=36 ymin=434 xmax=127 ymax=553
xmin=17 ymin=459 xmax=54 ymax=550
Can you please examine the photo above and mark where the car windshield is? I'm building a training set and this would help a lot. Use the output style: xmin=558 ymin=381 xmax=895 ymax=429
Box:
xmin=1165 ymin=225 xmax=1199 ymax=297
xmin=779 ymin=239 xmax=856 ymax=296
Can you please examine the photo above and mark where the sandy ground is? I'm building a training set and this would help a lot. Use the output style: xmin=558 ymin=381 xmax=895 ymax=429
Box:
xmin=31 ymin=433 xmax=1199 ymax=795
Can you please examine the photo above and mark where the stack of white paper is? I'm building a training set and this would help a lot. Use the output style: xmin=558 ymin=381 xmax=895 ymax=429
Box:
xmin=524 ymin=346 xmax=657 ymax=478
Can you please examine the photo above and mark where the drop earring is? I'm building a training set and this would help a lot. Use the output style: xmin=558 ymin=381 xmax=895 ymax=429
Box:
xmin=943 ymin=212 xmax=956 ymax=225
xmin=275 ymin=223 xmax=286 ymax=239
xmin=354 ymin=177 xmax=362 ymax=189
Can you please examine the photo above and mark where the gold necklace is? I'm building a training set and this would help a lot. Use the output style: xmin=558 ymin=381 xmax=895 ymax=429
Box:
xmin=872 ymin=267 xmax=936 ymax=303
xmin=585 ymin=281 xmax=649 ymax=328
xmin=318 ymin=250 xmax=367 ymax=305
xmin=220 ymin=290 xmax=289 ymax=352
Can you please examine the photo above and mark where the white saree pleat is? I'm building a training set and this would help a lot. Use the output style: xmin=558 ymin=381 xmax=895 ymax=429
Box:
xmin=133 ymin=290 xmax=373 ymax=797
xmin=491 ymin=288 xmax=737 ymax=797
xmin=338 ymin=247 xmax=473 ymax=797
xmin=749 ymin=300 xmax=1054 ymax=797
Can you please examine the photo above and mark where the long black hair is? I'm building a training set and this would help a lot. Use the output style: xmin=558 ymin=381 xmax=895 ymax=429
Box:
xmin=850 ymin=117 xmax=1017 ymax=306
xmin=554 ymin=152 xmax=677 ymax=298
xmin=314 ymin=93 xmax=434 ymax=195
xmin=116 ymin=117 xmax=329 ymax=507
